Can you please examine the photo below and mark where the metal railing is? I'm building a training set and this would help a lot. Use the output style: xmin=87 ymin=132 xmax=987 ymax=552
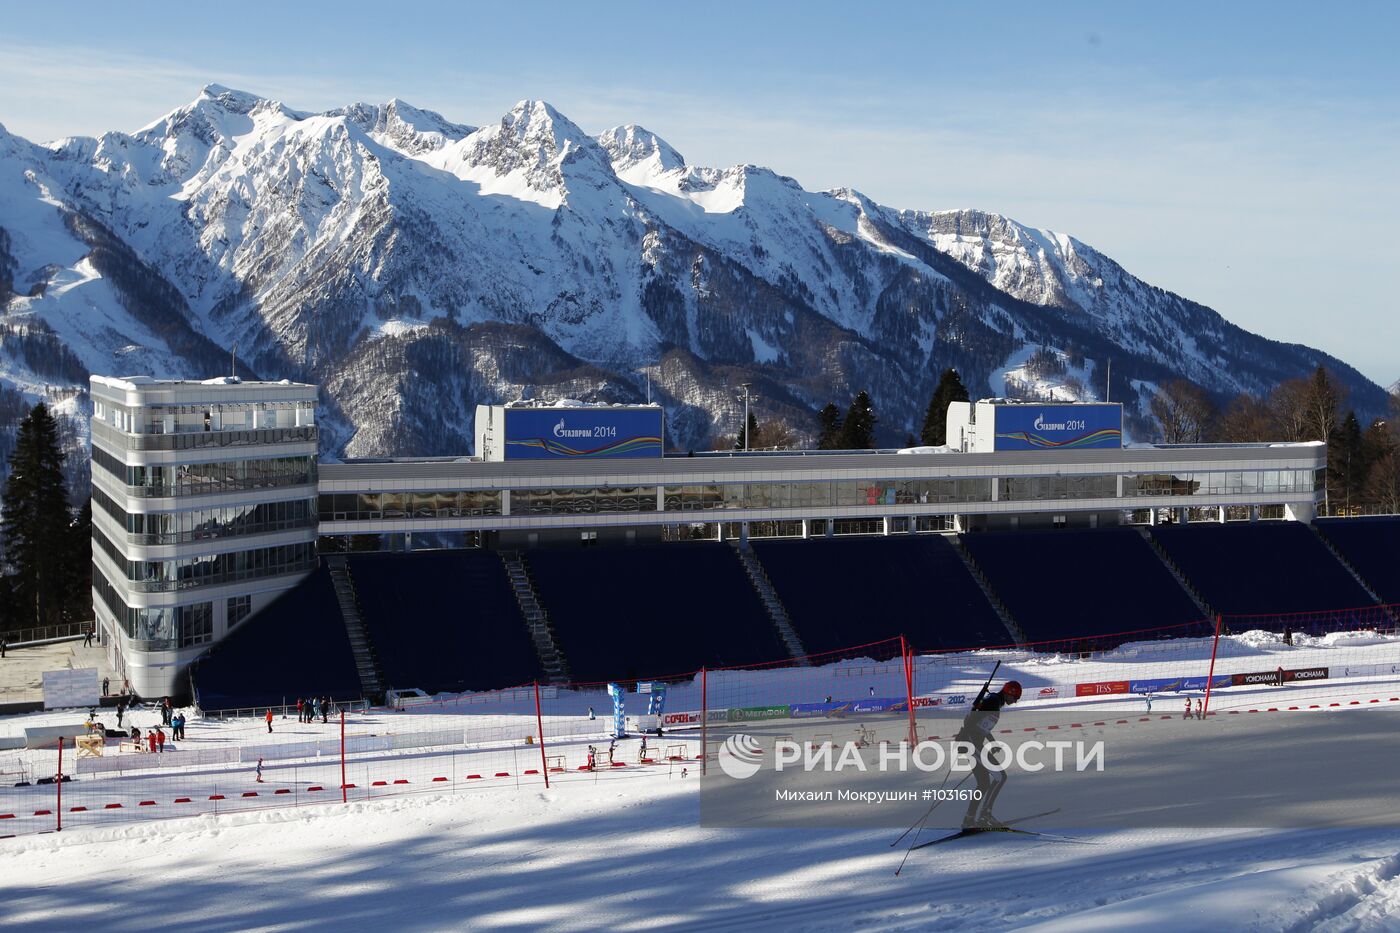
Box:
xmin=2 ymin=620 xmax=95 ymax=645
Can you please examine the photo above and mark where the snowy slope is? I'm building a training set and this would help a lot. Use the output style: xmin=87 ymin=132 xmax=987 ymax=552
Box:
xmin=0 ymin=87 xmax=1387 ymax=463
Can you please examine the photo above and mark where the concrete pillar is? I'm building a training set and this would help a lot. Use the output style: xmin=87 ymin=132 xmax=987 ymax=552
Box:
xmin=1218 ymin=506 xmax=1227 ymax=523
xmin=882 ymin=516 xmax=891 ymax=536
xmin=740 ymin=521 xmax=750 ymax=546
xmin=908 ymin=515 xmax=918 ymax=534
xmin=825 ymin=519 xmax=834 ymax=538
xmin=716 ymin=522 xmax=725 ymax=542
xmin=990 ymin=478 xmax=999 ymax=502
xmin=1250 ymin=505 xmax=1259 ymax=523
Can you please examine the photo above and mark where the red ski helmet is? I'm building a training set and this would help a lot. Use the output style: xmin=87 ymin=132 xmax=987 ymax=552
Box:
xmin=1002 ymin=680 xmax=1023 ymax=702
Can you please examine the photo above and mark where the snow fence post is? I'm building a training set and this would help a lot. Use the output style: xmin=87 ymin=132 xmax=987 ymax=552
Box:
xmin=340 ymin=709 xmax=347 ymax=805
xmin=1203 ymin=613 xmax=1224 ymax=716
xmin=56 ymin=736 xmax=62 ymax=833
xmin=534 ymin=681 xmax=550 ymax=789
xmin=701 ymin=666 xmax=708 ymax=777
xmin=902 ymin=635 xmax=917 ymax=747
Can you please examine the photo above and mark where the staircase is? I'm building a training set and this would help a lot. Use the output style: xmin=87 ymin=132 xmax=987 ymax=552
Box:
xmin=731 ymin=541 xmax=808 ymax=663
xmin=1310 ymin=525 xmax=1400 ymax=626
xmin=1136 ymin=527 xmax=1216 ymax=622
xmin=500 ymin=551 xmax=571 ymax=684
xmin=324 ymin=555 xmax=384 ymax=698
xmin=946 ymin=534 xmax=1026 ymax=646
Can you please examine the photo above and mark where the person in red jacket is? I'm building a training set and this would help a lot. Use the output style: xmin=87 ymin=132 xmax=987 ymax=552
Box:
xmin=266 ymin=708 xmax=274 ymax=733
xmin=147 ymin=729 xmax=157 ymax=753
xmin=156 ymin=727 xmax=166 ymax=753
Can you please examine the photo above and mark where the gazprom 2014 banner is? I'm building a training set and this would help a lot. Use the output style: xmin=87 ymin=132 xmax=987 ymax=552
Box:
xmin=993 ymin=404 xmax=1123 ymax=451
xmin=504 ymin=407 xmax=663 ymax=460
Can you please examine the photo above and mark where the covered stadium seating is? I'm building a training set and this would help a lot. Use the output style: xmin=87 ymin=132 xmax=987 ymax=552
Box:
xmin=192 ymin=565 xmax=362 ymax=710
xmin=959 ymin=528 xmax=1204 ymax=644
xmin=525 ymin=543 xmax=785 ymax=682
xmin=347 ymin=551 xmax=543 ymax=694
xmin=1315 ymin=517 xmax=1400 ymax=605
xmin=1149 ymin=522 xmax=1375 ymax=617
xmin=751 ymin=535 xmax=1009 ymax=654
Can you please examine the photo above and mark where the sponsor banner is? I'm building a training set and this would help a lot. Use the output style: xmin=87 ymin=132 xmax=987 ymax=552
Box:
xmin=911 ymin=695 xmax=943 ymax=709
xmin=992 ymin=403 xmax=1123 ymax=452
xmin=706 ymin=709 xmax=730 ymax=724
xmin=503 ymin=407 xmax=663 ymax=460
xmin=1230 ymin=667 xmax=1327 ymax=687
xmin=1076 ymin=680 xmax=1131 ymax=697
xmin=1180 ymin=675 xmax=1235 ymax=691
xmin=789 ymin=702 xmax=851 ymax=719
xmin=1288 ymin=666 xmax=1329 ymax=683
xmin=728 ymin=706 xmax=789 ymax=723
xmin=1037 ymin=687 xmax=1060 ymax=699
xmin=944 ymin=694 xmax=969 ymax=707
xmin=662 ymin=710 xmax=703 ymax=726
xmin=851 ymin=697 xmax=903 ymax=714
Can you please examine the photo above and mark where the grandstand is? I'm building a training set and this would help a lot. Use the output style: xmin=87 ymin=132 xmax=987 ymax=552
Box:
xmin=1149 ymin=522 xmax=1376 ymax=619
xmin=960 ymin=528 xmax=1206 ymax=643
xmin=191 ymin=566 xmax=362 ymax=710
xmin=345 ymin=551 xmax=543 ymax=694
xmin=1315 ymin=517 xmax=1400 ymax=605
xmin=752 ymin=535 xmax=1010 ymax=653
xmin=524 ymin=542 xmax=787 ymax=682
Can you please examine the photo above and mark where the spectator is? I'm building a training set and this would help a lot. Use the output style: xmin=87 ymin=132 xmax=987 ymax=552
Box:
xmin=265 ymin=708 xmax=274 ymax=733
xmin=586 ymin=745 xmax=596 ymax=769
xmin=116 ymin=702 xmax=125 ymax=729
xmin=296 ymin=698 xmax=304 ymax=723
xmin=321 ymin=697 xmax=329 ymax=724
xmin=83 ymin=629 xmax=94 ymax=648
xmin=130 ymin=725 xmax=141 ymax=749
xmin=156 ymin=727 xmax=166 ymax=753
xmin=256 ymin=757 xmax=264 ymax=784
xmin=587 ymin=706 xmax=595 ymax=721
xmin=1195 ymin=698 xmax=1204 ymax=720
xmin=1283 ymin=626 xmax=1294 ymax=647
xmin=102 ymin=677 xmax=110 ymax=697
xmin=1 ymin=637 xmax=6 ymax=658
xmin=147 ymin=729 xmax=157 ymax=754
xmin=173 ymin=712 xmax=185 ymax=741
xmin=1183 ymin=698 xmax=1192 ymax=720
xmin=311 ymin=697 xmax=322 ymax=722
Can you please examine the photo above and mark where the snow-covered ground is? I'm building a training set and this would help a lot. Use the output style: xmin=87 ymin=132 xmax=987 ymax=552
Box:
xmin=4 ymin=630 xmax=1400 ymax=931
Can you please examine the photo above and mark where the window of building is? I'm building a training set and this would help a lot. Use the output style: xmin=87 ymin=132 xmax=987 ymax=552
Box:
xmin=227 ymin=595 xmax=252 ymax=629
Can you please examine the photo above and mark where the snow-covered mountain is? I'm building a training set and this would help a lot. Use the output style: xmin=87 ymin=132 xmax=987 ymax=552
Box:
xmin=0 ymin=85 xmax=1387 ymax=460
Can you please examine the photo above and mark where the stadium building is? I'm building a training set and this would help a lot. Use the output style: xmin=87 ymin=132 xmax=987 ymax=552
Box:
xmin=88 ymin=374 xmax=1384 ymax=705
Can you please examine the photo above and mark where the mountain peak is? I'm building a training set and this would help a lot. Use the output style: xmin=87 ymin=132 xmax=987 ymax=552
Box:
xmin=598 ymin=124 xmax=685 ymax=177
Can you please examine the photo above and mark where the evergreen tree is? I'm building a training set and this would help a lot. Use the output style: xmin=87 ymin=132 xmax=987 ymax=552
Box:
xmin=734 ymin=411 xmax=760 ymax=450
xmin=0 ymin=403 xmax=75 ymax=629
xmin=64 ymin=500 xmax=92 ymax=624
xmin=919 ymin=368 xmax=970 ymax=446
xmin=904 ymin=432 xmax=918 ymax=449
xmin=1328 ymin=412 xmax=1366 ymax=513
xmin=816 ymin=403 xmax=844 ymax=450
xmin=839 ymin=391 xmax=878 ymax=449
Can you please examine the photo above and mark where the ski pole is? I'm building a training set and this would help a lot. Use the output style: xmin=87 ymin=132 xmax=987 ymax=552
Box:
xmin=891 ymin=768 xmax=974 ymax=847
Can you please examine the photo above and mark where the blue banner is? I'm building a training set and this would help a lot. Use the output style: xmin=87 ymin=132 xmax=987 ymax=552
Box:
xmin=993 ymin=404 xmax=1122 ymax=451
xmin=607 ymin=683 xmax=627 ymax=738
xmin=504 ymin=407 xmax=663 ymax=460
xmin=646 ymin=684 xmax=668 ymax=717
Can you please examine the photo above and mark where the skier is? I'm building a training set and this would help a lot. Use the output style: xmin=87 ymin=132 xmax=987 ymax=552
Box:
xmin=958 ymin=679 xmax=1022 ymax=830
xmin=256 ymin=757 xmax=264 ymax=783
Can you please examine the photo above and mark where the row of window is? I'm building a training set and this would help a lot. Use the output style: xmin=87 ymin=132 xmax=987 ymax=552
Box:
xmin=93 ymin=446 xmax=316 ymax=498
xmin=94 ymin=486 xmax=316 ymax=545
xmin=318 ymin=491 xmax=503 ymax=521
xmin=1000 ymin=475 xmax=1120 ymax=502
xmin=1125 ymin=470 xmax=1321 ymax=497
xmin=94 ymin=526 xmax=317 ymax=592
xmin=93 ymin=571 xmax=217 ymax=650
xmin=94 ymin=418 xmax=318 ymax=452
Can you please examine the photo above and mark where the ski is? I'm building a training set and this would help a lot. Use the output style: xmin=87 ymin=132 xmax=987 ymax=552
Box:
xmin=907 ymin=808 xmax=1066 ymax=851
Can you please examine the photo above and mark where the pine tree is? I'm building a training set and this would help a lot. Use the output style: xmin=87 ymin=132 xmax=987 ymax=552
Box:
xmin=734 ymin=411 xmax=760 ymax=451
xmin=816 ymin=404 xmax=844 ymax=450
xmin=0 ymin=403 xmax=75 ymax=629
xmin=839 ymin=391 xmax=878 ymax=449
xmin=1328 ymin=412 xmax=1366 ymax=513
xmin=919 ymin=368 xmax=970 ymax=446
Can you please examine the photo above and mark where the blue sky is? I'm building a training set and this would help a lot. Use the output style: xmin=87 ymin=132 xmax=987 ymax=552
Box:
xmin=2 ymin=1 xmax=1396 ymax=389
